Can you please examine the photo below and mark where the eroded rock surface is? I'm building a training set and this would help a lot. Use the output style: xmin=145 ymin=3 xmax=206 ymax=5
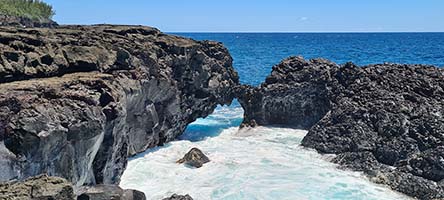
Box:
xmin=0 ymin=174 xmax=145 ymax=200
xmin=0 ymin=174 xmax=74 ymax=200
xmin=77 ymin=184 xmax=146 ymax=200
xmin=237 ymin=56 xmax=444 ymax=199
xmin=236 ymin=56 xmax=338 ymax=129
xmin=177 ymin=148 xmax=210 ymax=168
xmin=0 ymin=25 xmax=238 ymax=186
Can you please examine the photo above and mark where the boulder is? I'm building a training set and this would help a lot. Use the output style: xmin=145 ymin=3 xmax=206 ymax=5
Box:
xmin=177 ymin=148 xmax=210 ymax=168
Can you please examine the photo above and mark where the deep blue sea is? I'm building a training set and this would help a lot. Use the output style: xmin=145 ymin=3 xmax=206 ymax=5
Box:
xmin=177 ymin=33 xmax=444 ymax=86
xmin=120 ymin=33 xmax=444 ymax=200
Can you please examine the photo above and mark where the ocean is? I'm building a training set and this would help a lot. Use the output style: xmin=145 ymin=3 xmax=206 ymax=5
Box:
xmin=120 ymin=33 xmax=444 ymax=200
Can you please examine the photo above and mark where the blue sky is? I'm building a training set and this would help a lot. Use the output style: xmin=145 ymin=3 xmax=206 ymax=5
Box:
xmin=45 ymin=0 xmax=444 ymax=32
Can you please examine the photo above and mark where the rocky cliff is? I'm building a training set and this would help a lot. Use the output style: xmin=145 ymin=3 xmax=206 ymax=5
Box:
xmin=0 ymin=25 xmax=239 ymax=186
xmin=237 ymin=56 xmax=444 ymax=199
xmin=0 ymin=14 xmax=57 ymax=28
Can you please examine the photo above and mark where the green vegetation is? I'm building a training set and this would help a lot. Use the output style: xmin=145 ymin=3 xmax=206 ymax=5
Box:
xmin=0 ymin=0 xmax=55 ymax=21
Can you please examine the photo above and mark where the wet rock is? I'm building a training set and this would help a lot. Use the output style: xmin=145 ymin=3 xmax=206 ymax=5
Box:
xmin=0 ymin=25 xmax=238 ymax=186
xmin=367 ymin=168 xmax=444 ymax=200
xmin=76 ymin=185 xmax=146 ymax=200
xmin=239 ymin=119 xmax=258 ymax=128
xmin=177 ymin=148 xmax=210 ymax=168
xmin=162 ymin=194 xmax=193 ymax=200
xmin=0 ymin=174 xmax=75 ymax=200
xmin=332 ymin=151 xmax=381 ymax=172
xmin=396 ymin=146 xmax=444 ymax=182
xmin=238 ymin=56 xmax=444 ymax=199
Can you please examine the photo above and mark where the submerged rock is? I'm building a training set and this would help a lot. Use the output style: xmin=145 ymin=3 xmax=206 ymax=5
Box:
xmin=162 ymin=194 xmax=193 ymax=200
xmin=0 ymin=174 xmax=75 ymax=199
xmin=0 ymin=25 xmax=238 ymax=186
xmin=177 ymin=148 xmax=210 ymax=168
xmin=237 ymin=56 xmax=444 ymax=199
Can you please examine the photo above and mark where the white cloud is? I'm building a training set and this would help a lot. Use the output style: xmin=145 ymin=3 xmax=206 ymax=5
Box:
xmin=300 ymin=17 xmax=308 ymax=21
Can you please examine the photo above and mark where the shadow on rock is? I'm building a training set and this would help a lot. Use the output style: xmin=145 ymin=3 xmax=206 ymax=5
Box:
xmin=176 ymin=148 xmax=210 ymax=168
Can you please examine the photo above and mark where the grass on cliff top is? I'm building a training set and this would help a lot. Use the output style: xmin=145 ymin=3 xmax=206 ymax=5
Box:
xmin=0 ymin=0 xmax=54 ymax=21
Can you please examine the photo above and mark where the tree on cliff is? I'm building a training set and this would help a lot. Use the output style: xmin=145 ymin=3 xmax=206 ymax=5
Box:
xmin=0 ymin=0 xmax=55 ymax=21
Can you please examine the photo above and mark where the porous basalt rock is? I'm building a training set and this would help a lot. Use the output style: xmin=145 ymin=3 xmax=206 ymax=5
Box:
xmin=0 ymin=25 xmax=238 ymax=187
xmin=76 ymin=184 xmax=146 ymax=200
xmin=0 ymin=174 xmax=75 ymax=200
xmin=177 ymin=148 xmax=210 ymax=168
xmin=0 ymin=174 xmax=145 ymax=200
xmin=237 ymin=56 xmax=444 ymax=199
xmin=236 ymin=56 xmax=338 ymax=129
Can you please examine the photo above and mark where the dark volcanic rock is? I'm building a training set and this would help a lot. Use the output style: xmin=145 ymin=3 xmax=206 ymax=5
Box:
xmin=77 ymin=185 xmax=146 ymax=200
xmin=237 ymin=56 xmax=444 ymax=199
xmin=0 ymin=14 xmax=57 ymax=28
xmin=0 ymin=175 xmax=146 ymax=200
xmin=177 ymin=148 xmax=210 ymax=168
xmin=0 ymin=25 xmax=238 ymax=186
xmin=0 ymin=174 xmax=75 ymax=199
xmin=162 ymin=194 xmax=193 ymax=200
xmin=236 ymin=56 xmax=338 ymax=129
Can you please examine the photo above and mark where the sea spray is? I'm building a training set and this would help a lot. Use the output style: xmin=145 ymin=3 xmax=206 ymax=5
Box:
xmin=120 ymin=107 xmax=409 ymax=200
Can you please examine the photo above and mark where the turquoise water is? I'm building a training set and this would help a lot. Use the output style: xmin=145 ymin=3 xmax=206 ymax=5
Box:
xmin=120 ymin=33 xmax=444 ymax=199
xmin=120 ymin=107 xmax=409 ymax=200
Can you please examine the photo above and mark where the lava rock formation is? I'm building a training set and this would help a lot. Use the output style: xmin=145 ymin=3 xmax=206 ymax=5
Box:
xmin=237 ymin=56 xmax=444 ymax=199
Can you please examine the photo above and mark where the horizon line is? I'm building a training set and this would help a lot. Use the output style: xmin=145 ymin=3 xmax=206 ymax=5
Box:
xmin=168 ymin=31 xmax=444 ymax=34
xmin=55 ymin=22 xmax=444 ymax=34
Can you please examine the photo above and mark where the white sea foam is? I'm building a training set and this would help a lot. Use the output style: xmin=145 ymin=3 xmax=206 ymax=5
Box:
xmin=191 ymin=107 xmax=244 ymax=126
xmin=120 ymin=126 xmax=410 ymax=200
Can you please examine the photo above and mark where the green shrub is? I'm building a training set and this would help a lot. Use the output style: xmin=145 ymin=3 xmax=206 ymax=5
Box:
xmin=0 ymin=0 xmax=55 ymax=21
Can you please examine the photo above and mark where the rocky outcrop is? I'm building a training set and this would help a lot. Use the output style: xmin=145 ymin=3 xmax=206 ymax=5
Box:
xmin=162 ymin=194 xmax=193 ymax=200
xmin=177 ymin=148 xmax=210 ymax=168
xmin=0 ymin=174 xmax=145 ymax=200
xmin=0 ymin=25 xmax=238 ymax=187
xmin=0 ymin=174 xmax=75 ymax=199
xmin=237 ymin=56 xmax=444 ymax=199
xmin=236 ymin=56 xmax=337 ymax=129
xmin=77 ymin=185 xmax=146 ymax=200
xmin=0 ymin=14 xmax=57 ymax=28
